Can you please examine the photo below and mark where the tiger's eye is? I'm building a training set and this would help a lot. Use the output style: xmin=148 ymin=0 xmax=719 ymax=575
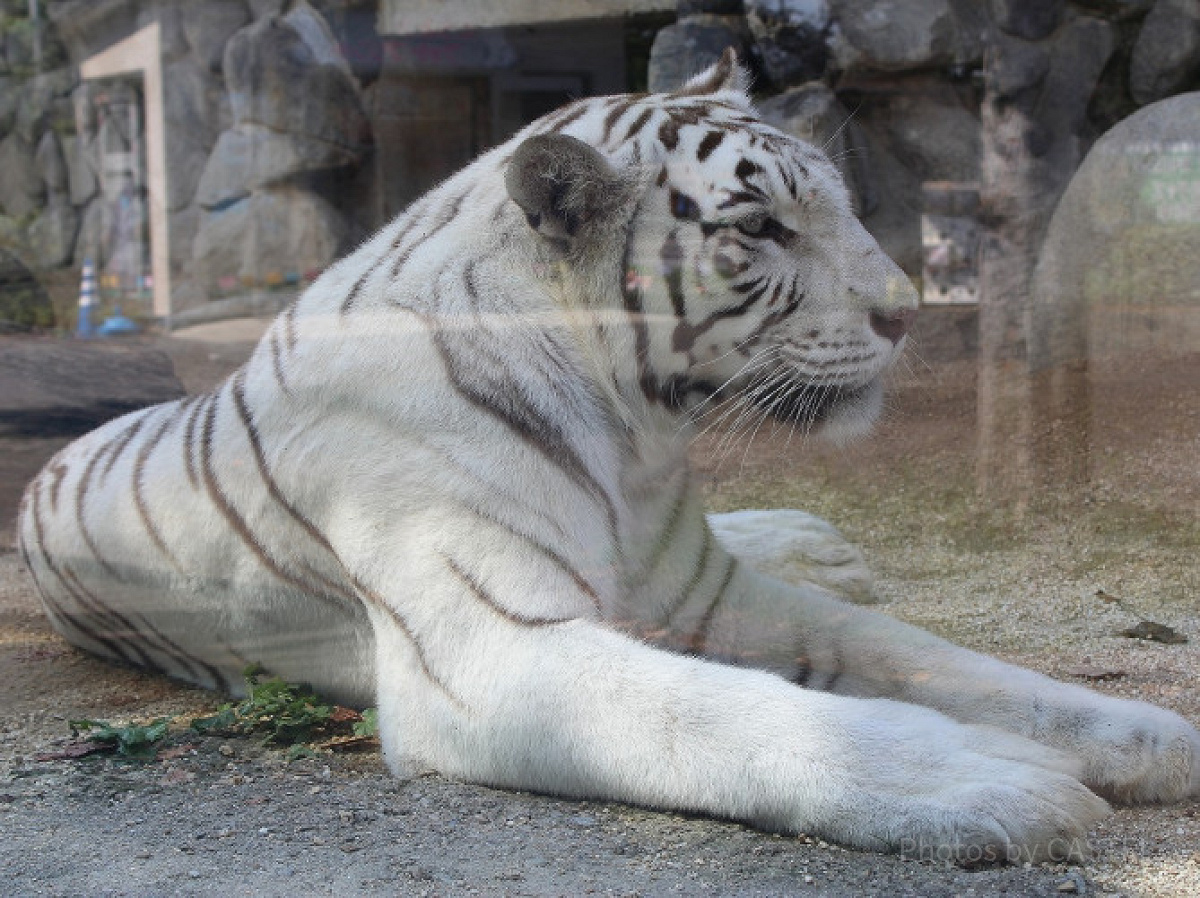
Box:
xmin=669 ymin=189 xmax=702 ymax=221
xmin=738 ymin=214 xmax=767 ymax=235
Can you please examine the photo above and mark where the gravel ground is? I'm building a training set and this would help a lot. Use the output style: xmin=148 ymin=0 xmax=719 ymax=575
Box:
xmin=0 ymin=328 xmax=1197 ymax=897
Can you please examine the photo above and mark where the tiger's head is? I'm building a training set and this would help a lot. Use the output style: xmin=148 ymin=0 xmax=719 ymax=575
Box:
xmin=505 ymin=49 xmax=917 ymax=443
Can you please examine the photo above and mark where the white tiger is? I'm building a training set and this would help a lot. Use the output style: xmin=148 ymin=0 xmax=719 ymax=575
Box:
xmin=18 ymin=51 xmax=1198 ymax=863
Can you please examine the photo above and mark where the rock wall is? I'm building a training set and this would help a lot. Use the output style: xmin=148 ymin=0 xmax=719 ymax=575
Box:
xmin=2 ymin=0 xmax=1199 ymax=328
xmin=648 ymin=0 xmax=1200 ymax=276
xmin=0 ymin=0 xmax=375 ymax=324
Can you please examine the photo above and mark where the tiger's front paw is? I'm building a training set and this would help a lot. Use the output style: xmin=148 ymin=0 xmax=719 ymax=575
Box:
xmin=800 ymin=702 xmax=1110 ymax=865
xmin=1066 ymin=698 xmax=1200 ymax=803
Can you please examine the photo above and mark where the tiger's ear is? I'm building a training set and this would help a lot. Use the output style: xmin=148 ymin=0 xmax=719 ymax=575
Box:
xmin=678 ymin=47 xmax=752 ymax=98
xmin=506 ymin=134 xmax=627 ymax=248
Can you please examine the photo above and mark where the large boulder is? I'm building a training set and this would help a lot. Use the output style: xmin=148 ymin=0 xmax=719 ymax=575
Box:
xmin=0 ymin=134 xmax=44 ymax=218
xmin=183 ymin=0 xmax=251 ymax=72
xmin=758 ymin=83 xmax=877 ymax=215
xmin=0 ymin=76 xmax=18 ymax=135
xmin=195 ymin=122 xmax=360 ymax=210
xmin=35 ymin=131 xmax=68 ymax=194
xmin=1130 ymin=0 xmax=1200 ymax=105
xmin=829 ymin=0 xmax=987 ymax=73
xmin=15 ymin=67 xmax=77 ymax=143
xmin=875 ymin=90 xmax=981 ymax=182
xmin=0 ymin=249 xmax=54 ymax=332
xmin=744 ymin=0 xmax=832 ymax=88
xmin=63 ymin=134 xmax=99 ymax=207
xmin=27 ymin=195 xmax=80 ymax=269
xmin=223 ymin=2 xmax=370 ymax=152
xmin=0 ymin=337 xmax=187 ymax=437
xmin=163 ymin=58 xmax=228 ymax=212
xmin=1031 ymin=91 xmax=1200 ymax=368
xmin=647 ymin=15 xmax=751 ymax=92
xmin=1072 ymin=0 xmax=1154 ymax=17
xmin=991 ymin=0 xmax=1066 ymax=40
xmin=137 ymin=0 xmax=190 ymax=61
xmin=72 ymin=195 xmax=106 ymax=267
xmin=191 ymin=186 xmax=349 ymax=291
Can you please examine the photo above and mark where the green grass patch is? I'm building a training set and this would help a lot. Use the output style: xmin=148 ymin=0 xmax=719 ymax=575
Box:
xmin=191 ymin=664 xmax=377 ymax=749
xmin=69 ymin=717 xmax=171 ymax=760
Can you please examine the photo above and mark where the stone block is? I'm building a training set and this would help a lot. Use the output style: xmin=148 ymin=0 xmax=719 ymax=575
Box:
xmin=744 ymin=0 xmax=831 ymax=87
xmin=223 ymin=3 xmax=370 ymax=151
xmin=1130 ymin=0 xmax=1200 ymax=105
xmin=647 ymin=15 xmax=750 ymax=92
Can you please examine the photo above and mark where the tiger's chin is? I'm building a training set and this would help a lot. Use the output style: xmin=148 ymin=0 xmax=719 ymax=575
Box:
xmin=772 ymin=378 xmax=885 ymax=445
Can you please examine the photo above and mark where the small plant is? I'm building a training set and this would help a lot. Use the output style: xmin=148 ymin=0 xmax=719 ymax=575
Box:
xmin=191 ymin=665 xmax=379 ymax=751
xmin=353 ymin=708 xmax=378 ymax=738
xmin=69 ymin=717 xmax=171 ymax=760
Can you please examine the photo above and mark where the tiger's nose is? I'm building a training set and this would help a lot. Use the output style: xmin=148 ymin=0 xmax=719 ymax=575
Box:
xmin=869 ymin=308 xmax=917 ymax=345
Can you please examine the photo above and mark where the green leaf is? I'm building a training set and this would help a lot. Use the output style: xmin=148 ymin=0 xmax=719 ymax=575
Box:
xmin=191 ymin=707 xmax=238 ymax=733
xmin=67 ymin=717 xmax=173 ymax=760
xmin=285 ymin=744 xmax=320 ymax=762
xmin=352 ymin=708 xmax=378 ymax=737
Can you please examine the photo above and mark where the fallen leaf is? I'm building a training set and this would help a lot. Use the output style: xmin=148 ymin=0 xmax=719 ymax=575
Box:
xmin=1065 ymin=665 xmax=1126 ymax=681
xmin=318 ymin=734 xmax=380 ymax=753
xmin=1119 ymin=621 xmax=1188 ymax=645
xmin=34 ymin=740 xmax=111 ymax=761
xmin=156 ymin=744 xmax=197 ymax=761
xmin=328 ymin=706 xmax=361 ymax=724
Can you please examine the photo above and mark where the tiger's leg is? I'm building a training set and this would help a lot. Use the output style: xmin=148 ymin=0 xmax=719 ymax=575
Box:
xmin=359 ymin=548 xmax=1108 ymax=863
xmin=668 ymin=546 xmax=1200 ymax=804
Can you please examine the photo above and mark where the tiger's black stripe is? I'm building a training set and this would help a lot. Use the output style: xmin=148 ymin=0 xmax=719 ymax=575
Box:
xmin=735 ymin=295 xmax=802 ymax=352
xmin=661 ymin=231 xmax=687 ymax=318
xmin=28 ymin=486 xmax=140 ymax=666
xmin=696 ymin=130 xmax=725 ymax=161
xmin=540 ymin=99 xmax=590 ymax=133
xmin=641 ymin=470 xmax=691 ymax=576
xmin=353 ymin=578 xmax=467 ymax=711
xmin=390 ymin=192 xmax=468 ymax=280
xmin=60 ymin=564 xmax=213 ymax=685
xmin=421 ymin=313 xmax=620 ymax=539
xmin=46 ymin=441 xmax=228 ymax=689
xmin=661 ymin=523 xmax=714 ymax=624
xmin=685 ymin=556 xmax=738 ymax=656
xmin=457 ymin=502 xmax=603 ymax=614
xmin=267 ymin=328 xmax=292 ymax=397
xmin=131 ymin=408 xmax=187 ymax=575
xmin=601 ymin=99 xmax=637 ymax=144
xmin=620 ymin=205 xmax=663 ymax=404
xmin=46 ymin=459 xmax=68 ymax=512
xmin=671 ymin=279 xmax=776 ymax=355
xmin=100 ymin=415 xmax=147 ymax=481
xmin=622 ymin=108 xmax=654 ymax=143
xmin=181 ymin=395 xmax=206 ymax=490
xmin=443 ymin=555 xmax=575 ymax=628
xmin=198 ymin=389 xmax=350 ymax=612
xmin=339 ymin=266 xmax=375 ymax=316
xmin=283 ymin=300 xmax=299 ymax=353
xmin=74 ymin=422 xmax=144 ymax=581
xmin=226 ymin=374 xmax=358 ymax=603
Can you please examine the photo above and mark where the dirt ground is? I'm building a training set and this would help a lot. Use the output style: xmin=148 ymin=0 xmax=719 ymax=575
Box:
xmin=0 ymin=323 xmax=1197 ymax=897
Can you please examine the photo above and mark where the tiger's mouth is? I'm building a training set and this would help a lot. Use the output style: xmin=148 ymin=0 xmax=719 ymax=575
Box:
xmin=756 ymin=376 xmax=884 ymax=440
xmin=765 ymin=380 xmax=870 ymax=422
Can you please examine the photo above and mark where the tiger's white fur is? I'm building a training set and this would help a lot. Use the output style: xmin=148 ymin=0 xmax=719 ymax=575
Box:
xmin=18 ymin=52 xmax=1199 ymax=862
